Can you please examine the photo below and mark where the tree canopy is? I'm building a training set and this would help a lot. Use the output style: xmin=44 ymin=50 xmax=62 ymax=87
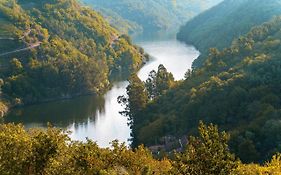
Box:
xmin=1 ymin=122 xmax=280 ymax=174
xmin=177 ymin=0 xmax=281 ymax=67
xmin=0 ymin=0 xmax=145 ymax=108
xmin=127 ymin=15 xmax=281 ymax=163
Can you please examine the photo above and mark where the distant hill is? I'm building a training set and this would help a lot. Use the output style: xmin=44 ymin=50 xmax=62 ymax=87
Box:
xmin=177 ymin=0 xmax=281 ymax=67
xmin=0 ymin=0 xmax=144 ymax=108
xmin=83 ymin=0 xmax=222 ymax=40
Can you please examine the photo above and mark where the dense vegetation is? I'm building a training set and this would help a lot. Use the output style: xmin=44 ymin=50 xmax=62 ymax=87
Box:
xmin=1 ymin=0 xmax=281 ymax=173
xmin=123 ymin=16 xmax=281 ymax=163
xmin=177 ymin=0 xmax=281 ymax=67
xmin=1 ymin=122 xmax=281 ymax=174
xmin=83 ymin=0 xmax=222 ymax=40
xmin=0 ymin=0 xmax=145 ymax=109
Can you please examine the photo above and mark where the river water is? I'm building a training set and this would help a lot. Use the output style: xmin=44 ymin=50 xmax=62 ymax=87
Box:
xmin=5 ymin=40 xmax=199 ymax=147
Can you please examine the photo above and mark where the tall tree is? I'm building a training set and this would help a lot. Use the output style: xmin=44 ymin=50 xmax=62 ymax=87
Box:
xmin=172 ymin=121 xmax=238 ymax=175
xmin=145 ymin=64 xmax=174 ymax=99
xmin=118 ymin=73 xmax=148 ymax=125
xmin=145 ymin=70 xmax=157 ymax=99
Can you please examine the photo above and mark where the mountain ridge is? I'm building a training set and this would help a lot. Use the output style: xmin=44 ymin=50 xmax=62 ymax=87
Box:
xmin=83 ymin=0 xmax=223 ymax=40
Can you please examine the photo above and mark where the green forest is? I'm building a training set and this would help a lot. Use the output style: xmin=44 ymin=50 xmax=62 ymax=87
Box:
xmin=123 ymin=15 xmax=281 ymax=163
xmin=0 ymin=0 xmax=146 ymax=112
xmin=82 ymin=0 xmax=222 ymax=39
xmin=177 ymin=0 xmax=281 ymax=67
xmin=1 ymin=0 xmax=281 ymax=174
xmin=1 ymin=122 xmax=281 ymax=174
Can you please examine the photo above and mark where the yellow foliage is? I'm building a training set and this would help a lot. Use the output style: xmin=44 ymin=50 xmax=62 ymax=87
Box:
xmin=232 ymin=154 xmax=281 ymax=175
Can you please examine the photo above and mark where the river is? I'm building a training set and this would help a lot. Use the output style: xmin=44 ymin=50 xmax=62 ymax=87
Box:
xmin=4 ymin=40 xmax=199 ymax=147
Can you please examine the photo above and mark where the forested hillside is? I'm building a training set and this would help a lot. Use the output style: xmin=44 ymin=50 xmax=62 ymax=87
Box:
xmin=0 ymin=0 xmax=145 ymax=111
xmin=83 ymin=0 xmax=222 ymax=40
xmin=1 ymin=122 xmax=281 ymax=174
xmin=123 ymin=16 xmax=281 ymax=163
xmin=177 ymin=0 xmax=281 ymax=67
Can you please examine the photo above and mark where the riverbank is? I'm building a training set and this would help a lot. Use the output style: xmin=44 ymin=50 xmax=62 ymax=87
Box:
xmin=1 ymin=51 xmax=150 ymax=119
xmin=6 ymin=40 xmax=199 ymax=147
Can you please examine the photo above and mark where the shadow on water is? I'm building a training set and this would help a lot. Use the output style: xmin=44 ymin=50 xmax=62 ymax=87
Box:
xmin=4 ymin=40 xmax=199 ymax=147
xmin=4 ymin=80 xmax=131 ymax=147
xmin=4 ymin=95 xmax=106 ymax=129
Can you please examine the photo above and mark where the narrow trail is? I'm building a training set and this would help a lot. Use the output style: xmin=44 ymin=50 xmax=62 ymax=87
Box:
xmin=0 ymin=28 xmax=41 ymax=57
xmin=0 ymin=42 xmax=41 ymax=57
xmin=19 ymin=29 xmax=31 ymax=40
xmin=0 ymin=28 xmax=30 ymax=41
xmin=0 ymin=37 xmax=15 ymax=40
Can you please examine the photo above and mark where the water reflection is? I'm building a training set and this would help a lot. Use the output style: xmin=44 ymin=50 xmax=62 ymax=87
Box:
xmin=5 ymin=40 xmax=199 ymax=147
xmin=68 ymin=81 xmax=131 ymax=146
xmin=5 ymin=94 xmax=105 ymax=128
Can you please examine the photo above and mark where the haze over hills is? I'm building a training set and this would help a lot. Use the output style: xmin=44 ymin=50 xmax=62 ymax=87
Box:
xmin=1 ymin=0 xmax=281 ymax=174
xmin=82 ymin=0 xmax=223 ymax=40
xmin=177 ymin=0 xmax=281 ymax=67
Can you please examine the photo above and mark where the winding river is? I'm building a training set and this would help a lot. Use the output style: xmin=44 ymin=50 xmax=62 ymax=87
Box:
xmin=5 ymin=40 xmax=199 ymax=147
